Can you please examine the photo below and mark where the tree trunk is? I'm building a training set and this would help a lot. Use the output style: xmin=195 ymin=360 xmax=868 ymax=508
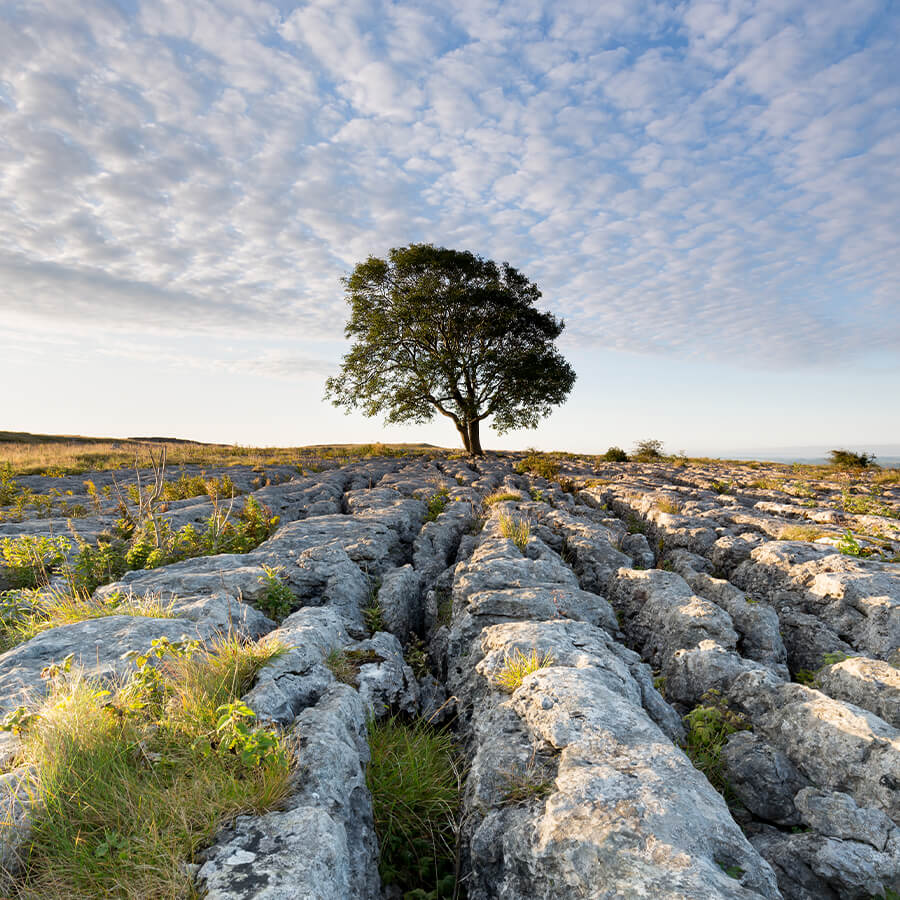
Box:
xmin=456 ymin=421 xmax=472 ymax=454
xmin=467 ymin=419 xmax=483 ymax=456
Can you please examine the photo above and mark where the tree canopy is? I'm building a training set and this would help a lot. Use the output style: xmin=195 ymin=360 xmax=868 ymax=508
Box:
xmin=324 ymin=243 xmax=576 ymax=455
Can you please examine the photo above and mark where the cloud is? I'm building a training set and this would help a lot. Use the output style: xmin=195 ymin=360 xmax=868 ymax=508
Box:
xmin=0 ymin=0 xmax=897 ymax=370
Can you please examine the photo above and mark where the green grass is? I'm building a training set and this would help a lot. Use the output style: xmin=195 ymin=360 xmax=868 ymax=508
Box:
xmin=498 ymin=513 xmax=530 ymax=551
xmin=366 ymin=717 xmax=461 ymax=900
xmin=2 ymin=635 xmax=291 ymax=900
xmin=493 ymin=647 xmax=555 ymax=692
xmin=424 ymin=488 xmax=450 ymax=523
xmin=0 ymin=587 xmax=173 ymax=653
xmin=483 ymin=491 xmax=523 ymax=506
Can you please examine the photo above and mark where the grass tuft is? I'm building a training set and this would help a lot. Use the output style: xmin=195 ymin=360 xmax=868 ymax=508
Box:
xmin=498 ymin=514 xmax=530 ymax=551
xmin=493 ymin=647 xmax=555 ymax=692
xmin=3 ymin=634 xmax=291 ymax=899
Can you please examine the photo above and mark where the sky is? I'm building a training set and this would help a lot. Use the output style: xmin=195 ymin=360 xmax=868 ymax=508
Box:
xmin=1 ymin=0 xmax=898 ymax=458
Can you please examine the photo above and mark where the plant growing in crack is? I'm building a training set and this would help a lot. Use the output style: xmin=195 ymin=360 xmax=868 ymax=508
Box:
xmin=493 ymin=647 xmax=555 ymax=692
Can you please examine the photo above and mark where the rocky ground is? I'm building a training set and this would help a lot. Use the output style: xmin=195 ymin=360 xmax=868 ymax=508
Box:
xmin=1 ymin=453 xmax=898 ymax=898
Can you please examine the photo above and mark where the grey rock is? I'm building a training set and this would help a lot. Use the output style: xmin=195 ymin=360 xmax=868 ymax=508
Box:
xmin=621 ymin=531 xmax=655 ymax=567
xmin=794 ymin=788 xmax=896 ymax=852
xmin=376 ymin=565 xmax=422 ymax=642
xmin=0 ymin=768 xmax=34 ymax=889
xmin=722 ymin=732 xmax=809 ymax=825
xmin=352 ymin=631 xmax=419 ymax=718
xmin=815 ymin=657 xmax=900 ymax=728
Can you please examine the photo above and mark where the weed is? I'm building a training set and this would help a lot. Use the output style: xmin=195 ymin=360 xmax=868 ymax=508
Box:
xmin=498 ymin=764 xmax=554 ymax=806
xmin=653 ymin=675 xmax=667 ymax=697
xmin=682 ymin=690 xmax=749 ymax=800
xmin=837 ymin=530 xmax=874 ymax=558
xmin=711 ymin=480 xmax=733 ymax=495
xmin=405 ymin=637 xmax=430 ymax=679
xmin=424 ymin=488 xmax=450 ymax=523
xmin=498 ymin=513 xmax=530 ymax=551
xmin=493 ymin=647 xmax=555 ymax=692
xmin=0 ymin=587 xmax=172 ymax=653
xmin=718 ymin=863 xmax=745 ymax=880
xmin=256 ymin=565 xmax=295 ymax=621
xmin=435 ymin=587 xmax=453 ymax=627
xmin=1 ymin=535 xmax=71 ymax=589
xmin=657 ymin=498 xmax=681 ymax=514
xmin=484 ymin=491 xmax=522 ymax=506
xmin=366 ymin=717 xmax=461 ymax=899
xmin=779 ymin=525 xmax=824 ymax=542
xmin=324 ymin=648 xmax=383 ymax=685
xmin=794 ymin=669 xmax=817 ymax=686
xmin=625 ymin=514 xmax=647 ymax=535
xmin=820 ymin=652 xmax=851 ymax=668
xmin=5 ymin=635 xmax=290 ymax=899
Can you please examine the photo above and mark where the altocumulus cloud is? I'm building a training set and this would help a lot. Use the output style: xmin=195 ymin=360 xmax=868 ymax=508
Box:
xmin=0 ymin=0 xmax=898 ymax=366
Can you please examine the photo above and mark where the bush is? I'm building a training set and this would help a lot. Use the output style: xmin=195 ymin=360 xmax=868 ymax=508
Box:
xmin=602 ymin=446 xmax=628 ymax=462
xmin=682 ymin=690 xmax=749 ymax=801
xmin=829 ymin=449 xmax=876 ymax=469
xmin=367 ymin=718 xmax=461 ymax=899
xmin=515 ymin=450 xmax=559 ymax=480
xmin=632 ymin=439 xmax=664 ymax=461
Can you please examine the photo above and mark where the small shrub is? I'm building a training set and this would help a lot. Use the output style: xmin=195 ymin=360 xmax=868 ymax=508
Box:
xmin=682 ymin=690 xmax=749 ymax=800
xmin=493 ymin=647 xmax=555 ymax=692
xmin=711 ymin=479 xmax=733 ymax=495
xmin=829 ymin=449 xmax=876 ymax=469
xmin=1 ymin=534 xmax=71 ymax=588
xmin=424 ymin=488 xmax=450 ymax=523
xmin=257 ymin=565 xmax=295 ymax=621
xmin=498 ymin=513 xmax=530 ymax=551
xmin=367 ymin=717 xmax=461 ymax=899
xmin=602 ymin=446 xmax=628 ymax=462
xmin=632 ymin=439 xmax=664 ymax=461
xmin=625 ymin=513 xmax=647 ymax=535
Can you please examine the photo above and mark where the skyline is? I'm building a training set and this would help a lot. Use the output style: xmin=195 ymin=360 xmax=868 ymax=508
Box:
xmin=1 ymin=0 xmax=898 ymax=454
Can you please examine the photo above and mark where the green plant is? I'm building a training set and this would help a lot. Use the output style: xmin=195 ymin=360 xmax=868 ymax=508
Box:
xmin=366 ymin=717 xmax=461 ymax=898
xmin=657 ymin=498 xmax=681 ymax=514
xmin=515 ymin=450 xmax=560 ymax=480
xmin=493 ymin=647 xmax=555 ymax=692
xmin=6 ymin=634 xmax=290 ymax=899
xmin=424 ymin=487 xmax=450 ymax=522
xmin=0 ymin=462 xmax=19 ymax=505
xmin=837 ymin=529 xmax=875 ymax=558
xmin=711 ymin=479 xmax=733 ymax=495
xmin=0 ymin=587 xmax=172 ymax=653
xmin=1 ymin=534 xmax=71 ymax=588
xmin=820 ymin=652 xmax=851 ymax=668
xmin=498 ymin=764 xmax=554 ymax=806
xmin=829 ymin=449 xmax=876 ymax=469
xmin=794 ymin=669 xmax=817 ymax=686
xmin=632 ymin=439 xmax=664 ymax=461
xmin=718 ymin=863 xmax=745 ymax=879
xmin=602 ymin=446 xmax=628 ymax=462
xmin=625 ymin=513 xmax=647 ymax=535
xmin=257 ymin=565 xmax=295 ymax=621
xmin=405 ymin=637 xmax=430 ymax=679
xmin=484 ymin=491 xmax=522 ymax=506
xmin=498 ymin=513 xmax=530 ymax=551
xmin=682 ymin=691 xmax=749 ymax=800
xmin=324 ymin=648 xmax=382 ymax=685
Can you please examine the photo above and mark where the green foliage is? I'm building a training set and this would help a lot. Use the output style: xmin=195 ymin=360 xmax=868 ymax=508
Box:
xmin=602 ymin=446 xmax=628 ymax=462
xmin=821 ymin=652 xmax=851 ymax=667
xmin=0 ymin=462 xmax=20 ymax=505
xmin=484 ymin=491 xmax=523 ymax=506
xmin=325 ymin=648 xmax=383 ymax=685
xmin=424 ymin=488 xmax=450 ymax=522
xmin=6 ymin=635 xmax=289 ymax=899
xmin=498 ymin=764 xmax=554 ymax=806
xmin=625 ymin=513 xmax=647 ymax=535
xmin=829 ymin=449 xmax=876 ymax=469
xmin=366 ymin=717 xmax=461 ymax=899
xmin=493 ymin=647 xmax=555 ymax=692
xmin=841 ymin=489 xmax=897 ymax=519
xmin=498 ymin=513 xmax=530 ymax=551
xmin=0 ymin=535 xmax=71 ymax=588
xmin=256 ymin=565 xmax=296 ymax=621
xmin=515 ymin=450 xmax=559 ymax=480
xmin=632 ymin=439 xmax=664 ymax=461
xmin=0 ymin=586 xmax=172 ymax=653
xmin=325 ymin=243 xmax=576 ymax=455
xmin=682 ymin=691 xmax=749 ymax=800
xmin=794 ymin=669 xmax=817 ymax=686
xmin=405 ymin=637 xmax=430 ymax=679
xmin=711 ymin=480 xmax=733 ymax=495
xmin=837 ymin=529 xmax=876 ymax=558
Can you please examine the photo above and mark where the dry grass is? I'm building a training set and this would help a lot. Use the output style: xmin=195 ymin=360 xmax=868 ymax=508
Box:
xmin=493 ymin=647 xmax=555 ymax=692
xmin=498 ymin=513 xmax=531 ymax=551
xmin=778 ymin=524 xmax=826 ymax=542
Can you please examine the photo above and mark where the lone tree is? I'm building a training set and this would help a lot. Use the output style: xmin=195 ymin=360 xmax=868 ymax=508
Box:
xmin=325 ymin=243 xmax=576 ymax=456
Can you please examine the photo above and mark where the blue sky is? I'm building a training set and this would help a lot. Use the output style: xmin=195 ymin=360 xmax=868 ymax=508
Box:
xmin=1 ymin=0 xmax=898 ymax=457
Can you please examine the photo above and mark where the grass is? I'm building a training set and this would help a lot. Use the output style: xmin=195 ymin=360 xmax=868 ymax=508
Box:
xmin=483 ymin=491 xmax=523 ymax=506
xmin=498 ymin=763 xmax=554 ymax=806
xmin=682 ymin=690 xmax=749 ymax=803
xmin=0 ymin=587 xmax=173 ymax=653
xmin=514 ymin=450 xmax=559 ymax=481
xmin=657 ymin=497 xmax=681 ymax=514
xmin=778 ymin=524 xmax=825 ymax=542
xmin=324 ymin=648 xmax=383 ymax=685
xmin=0 ymin=434 xmax=439 ymax=478
xmin=493 ymin=647 xmax=555 ymax=692
xmin=2 ymin=634 xmax=291 ymax=899
xmin=366 ymin=717 xmax=461 ymax=900
xmin=498 ymin=513 xmax=530 ymax=551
